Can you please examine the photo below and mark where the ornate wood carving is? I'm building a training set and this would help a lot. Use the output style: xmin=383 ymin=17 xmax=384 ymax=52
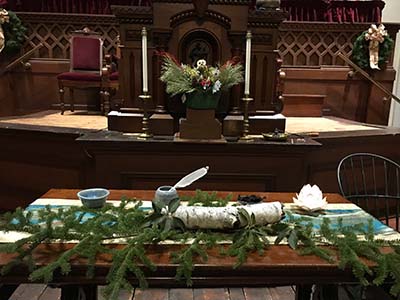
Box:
xmin=170 ymin=9 xmax=231 ymax=29
xmin=278 ymin=22 xmax=399 ymax=67
xmin=153 ymin=0 xmax=249 ymax=4
xmin=19 ymin=12 xmax=119 ymax=59
xmin=18 ymin=12 xmax=397 ymax=67
xmin=110 ymin=5 xmax=153 ymax=24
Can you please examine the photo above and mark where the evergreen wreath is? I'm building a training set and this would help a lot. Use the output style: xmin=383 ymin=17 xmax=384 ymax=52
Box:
xmin=0 ymin=191 xmax=400 ymax=300
xmin=351 ymin=30 xmax=394 ymax=70
xmin=1 ymin=10 xmax=26 ymax=55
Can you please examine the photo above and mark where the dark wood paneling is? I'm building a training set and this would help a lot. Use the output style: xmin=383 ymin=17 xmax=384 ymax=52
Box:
xmin=1 ymin=123 xmax=400 ymax=211
xmin=77 ymin=130 xmax=318 ymax=193
xmin=0 ymin=75 xmax=15 ymax=116
xmin=0 ymin=125 xmax=90 ymax=210
xmin=282 ymin=94 xmax=325 ymax=117
xmin=1 ymin=59 xmax=103 ymax=114
xmin=120 ymin=172 xmax=276 ymax=192
xmin=283 ymin=67 xmax=396 ymax=124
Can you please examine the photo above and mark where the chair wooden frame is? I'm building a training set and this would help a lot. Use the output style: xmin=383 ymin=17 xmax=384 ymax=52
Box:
xmin=57 ymin=29 xmax=117 ymax=115
xmin=337 ymin=152 xmax=400 ymax=231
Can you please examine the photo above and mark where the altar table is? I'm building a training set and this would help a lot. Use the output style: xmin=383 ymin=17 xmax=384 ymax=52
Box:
xmin=0 ymin=189 xmax=396 ymax=300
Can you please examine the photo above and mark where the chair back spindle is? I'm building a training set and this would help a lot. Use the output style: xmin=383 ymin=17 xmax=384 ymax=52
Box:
xmin=337 ymin=153 xmax=400 ymax=231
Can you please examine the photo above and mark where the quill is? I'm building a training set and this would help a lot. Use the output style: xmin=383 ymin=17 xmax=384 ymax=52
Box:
xmin=173 ymin=166 xmax=209 ymax=189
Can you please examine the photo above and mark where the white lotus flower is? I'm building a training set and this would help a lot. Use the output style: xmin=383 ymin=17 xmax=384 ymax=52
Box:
xmin=293 ymin=184 xmax=327 ymax=211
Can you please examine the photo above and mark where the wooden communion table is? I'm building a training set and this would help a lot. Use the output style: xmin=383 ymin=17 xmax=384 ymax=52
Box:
xmin=0 ymin=189 xmax=396 ymax=300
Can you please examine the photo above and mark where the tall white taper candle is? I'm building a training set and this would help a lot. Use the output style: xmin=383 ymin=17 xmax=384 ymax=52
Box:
xmin=244 ymin=30 xmax=252 ymax=96
xmin=141 ymin=27 xmax=148 ymax=93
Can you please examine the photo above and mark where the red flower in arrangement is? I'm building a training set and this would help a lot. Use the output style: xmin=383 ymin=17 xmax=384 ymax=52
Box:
xmin=0 ymin=0 xmax=7 ymax=7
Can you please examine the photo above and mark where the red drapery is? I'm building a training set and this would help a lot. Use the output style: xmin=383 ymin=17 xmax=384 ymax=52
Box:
xmin=5 ymin=0 xmax=151 ymax=14
xmin=280 ymin=0 xmax=384 ymax=23
xmin=4 ymin=0 xmax=384 ymax=23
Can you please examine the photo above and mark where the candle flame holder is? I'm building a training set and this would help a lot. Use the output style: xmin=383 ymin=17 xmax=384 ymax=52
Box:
xmin=239 ymin=94 xmax=254 ymax=141
xmin=138 ymin=93 xmax=153 ymax=139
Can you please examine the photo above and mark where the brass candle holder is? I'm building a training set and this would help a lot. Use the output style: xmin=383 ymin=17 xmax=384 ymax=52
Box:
xmin=239 ymin=94 xmax=254 ymax=141
xmin=138 ymin=93 xmax=153 ymax=139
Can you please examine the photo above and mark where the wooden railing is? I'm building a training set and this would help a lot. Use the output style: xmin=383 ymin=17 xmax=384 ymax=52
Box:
xmin=338 ymin=52 xmax=400 ymax=105
xmin=2 ymin=43 xmax=43 ymax=74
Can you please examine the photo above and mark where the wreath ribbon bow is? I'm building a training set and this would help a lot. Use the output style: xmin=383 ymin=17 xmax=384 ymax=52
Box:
xmin=365 ymin=24 xmax=388 ymax=70
xmin=0 ymin=9 xmax=10 ymax=53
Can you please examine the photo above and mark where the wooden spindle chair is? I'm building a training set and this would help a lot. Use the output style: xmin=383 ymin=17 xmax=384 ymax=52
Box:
xmin=337 ymin=152 xmax=400 ymax=231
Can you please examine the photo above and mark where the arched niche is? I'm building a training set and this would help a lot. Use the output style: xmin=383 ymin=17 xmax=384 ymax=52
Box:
xmin=179 ymin=29 xmax=221 ymax=66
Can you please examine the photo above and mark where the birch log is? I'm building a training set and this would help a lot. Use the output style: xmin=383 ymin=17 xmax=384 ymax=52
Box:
xmin=173 ymin=202 xmax=283 ymax=229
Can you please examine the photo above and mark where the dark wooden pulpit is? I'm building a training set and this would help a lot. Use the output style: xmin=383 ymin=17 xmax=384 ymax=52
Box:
xmin=110 ymin=0 xmax=288 ymax=134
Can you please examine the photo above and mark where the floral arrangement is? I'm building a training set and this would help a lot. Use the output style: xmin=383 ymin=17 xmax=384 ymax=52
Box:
xmin=352 ymin=24 xmax=394 ymax=70
xmin=0 ymin=9 xmax=26 ymax=55
xmin=160 ymin=53 xmax=244 ymax=103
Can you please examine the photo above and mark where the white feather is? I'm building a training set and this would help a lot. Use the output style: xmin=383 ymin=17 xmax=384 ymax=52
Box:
xmin=173 ymin=166 xmax=209 ymax=189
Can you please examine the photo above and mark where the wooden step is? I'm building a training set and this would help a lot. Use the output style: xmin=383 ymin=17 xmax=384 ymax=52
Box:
xmin=282 ymin=94 xmax=325 ymax=117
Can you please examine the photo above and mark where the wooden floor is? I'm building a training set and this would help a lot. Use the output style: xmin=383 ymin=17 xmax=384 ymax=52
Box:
xmin=0 ymin=110 xmax=381 ymax=135
xmin=8 ymin=284 xmax=296 ymax=300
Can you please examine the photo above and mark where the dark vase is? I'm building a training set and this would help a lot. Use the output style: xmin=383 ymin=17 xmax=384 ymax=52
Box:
xmin=185 ymin=90 xmax=221 ymax=110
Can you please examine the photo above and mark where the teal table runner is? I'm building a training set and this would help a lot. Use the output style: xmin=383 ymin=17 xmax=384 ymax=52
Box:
xmin=1 ymin=198 xmax=399 ymax=243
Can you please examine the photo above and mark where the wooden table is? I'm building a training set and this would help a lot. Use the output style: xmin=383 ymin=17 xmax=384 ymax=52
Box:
xmin=0 ymin=189 xmax=372 ymax=300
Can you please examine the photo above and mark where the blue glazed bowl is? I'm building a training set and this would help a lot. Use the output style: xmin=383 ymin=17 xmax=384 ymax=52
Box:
xmin=77 ymin=188 xmax=110 ymax=208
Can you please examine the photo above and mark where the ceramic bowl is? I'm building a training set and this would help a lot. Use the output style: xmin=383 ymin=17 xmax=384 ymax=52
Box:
xmin=77 ymin=188 xmax=110 ymax=208
xmin=154 ymin=185 xmax=179 ymax=206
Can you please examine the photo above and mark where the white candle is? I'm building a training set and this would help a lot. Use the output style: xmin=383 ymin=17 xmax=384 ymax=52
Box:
xmin=244 ymin=30 xmax=252 ymax=96
xmin=141 ymin=27 xmax=148 ymax=94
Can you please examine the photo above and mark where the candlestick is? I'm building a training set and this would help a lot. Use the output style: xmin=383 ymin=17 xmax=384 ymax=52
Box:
xmin=244 ymin=30 xmax=252 ymax=96
xmin=138 ymin=93 xmax=153 ymax=139
xmin=239 ymin=94 xmax=254 ymax=142
xmin=141 ymin=27 xmax=148 ymax=94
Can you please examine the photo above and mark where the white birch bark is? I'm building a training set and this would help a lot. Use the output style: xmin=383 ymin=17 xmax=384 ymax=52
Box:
xmin=173 ymin=202 xmax=283 ymax=229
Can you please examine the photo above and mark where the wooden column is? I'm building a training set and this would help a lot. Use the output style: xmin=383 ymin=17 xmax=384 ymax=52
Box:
xmin=228 ymin=31 xmax=244 ymax=115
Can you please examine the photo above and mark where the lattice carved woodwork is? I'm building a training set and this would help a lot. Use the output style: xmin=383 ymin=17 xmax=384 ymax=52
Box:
xmin=17 ymin=12 xmax=397 ymax=70
xmin=18 ymin=13 xmax=119 ymax=59
xmin=278 ymin=23 xmax=398 ymax=67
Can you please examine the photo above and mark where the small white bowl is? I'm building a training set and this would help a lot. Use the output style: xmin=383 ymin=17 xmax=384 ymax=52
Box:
xmin=77 ymin=188 xmax=110 ymax=208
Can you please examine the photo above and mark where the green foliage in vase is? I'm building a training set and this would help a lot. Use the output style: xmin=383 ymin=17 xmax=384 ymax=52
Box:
xmin=159 ymin=53 xmax=244 ymax=99
xmin=0 ymin=191 xmax=400 ymax=299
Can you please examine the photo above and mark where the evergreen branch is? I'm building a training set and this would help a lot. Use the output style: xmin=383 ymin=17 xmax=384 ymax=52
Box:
xmin=218 ymin=63 xmax=244 ymax=90
xmin=103 ymin=228 xmax=159 ymax=300
xmin=28 ymin=235 xmax=95 ymax=282
xmin=171 ymin=231 xmax=218 ymax=286
xmin=181 ymin=190 xmax=232 ymax=207
xmin=227 ymin=209 xmax=270 ymax=268
xmin=1 ymin=191 xmax=400 ymax=298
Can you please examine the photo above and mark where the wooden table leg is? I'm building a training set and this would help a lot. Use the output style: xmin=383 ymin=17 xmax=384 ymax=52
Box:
xmin=295 ymin=284 xmax=313 ymax=300
xmin=0 ymin=284 xmax=18 ymax=300
xmin=296 ymin=284 xmax=340 ymax=300
xmin=61 ymin=284 xmax=97 ymax=300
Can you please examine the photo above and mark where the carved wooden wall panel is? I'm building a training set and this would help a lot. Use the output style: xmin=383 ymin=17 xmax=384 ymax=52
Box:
xmin=17 ymin=13 xmax=397 ymax=69
xmin=278 ymin=23 xmax=398 ymax=67
xmin=18 ymin=13 xmax=120 ymax=59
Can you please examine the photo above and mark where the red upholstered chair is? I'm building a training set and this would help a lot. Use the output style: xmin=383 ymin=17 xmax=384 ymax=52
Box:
xmin=57 ymin=28 xmax=118 ymax=115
